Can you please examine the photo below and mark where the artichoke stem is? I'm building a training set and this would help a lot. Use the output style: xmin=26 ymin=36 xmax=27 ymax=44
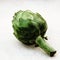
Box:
xmin=36 ymin=36 xmax=56 ymax=57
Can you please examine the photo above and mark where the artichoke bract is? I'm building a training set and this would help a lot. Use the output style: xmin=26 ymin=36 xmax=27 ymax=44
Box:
xmin=12 ymin=10 xmax=56 ymax=57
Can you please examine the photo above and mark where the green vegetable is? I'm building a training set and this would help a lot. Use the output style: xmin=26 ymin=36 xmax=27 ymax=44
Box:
xmin=12 ymin=10 xmax=56 ymax=57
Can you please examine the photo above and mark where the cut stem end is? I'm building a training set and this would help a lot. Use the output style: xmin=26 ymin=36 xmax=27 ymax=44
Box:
xmin=50 ymin=51 xmax=56 ymax=57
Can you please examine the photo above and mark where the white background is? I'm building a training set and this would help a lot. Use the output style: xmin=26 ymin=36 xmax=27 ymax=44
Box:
xmin=0 ymin=0 xmax=60 ymax=60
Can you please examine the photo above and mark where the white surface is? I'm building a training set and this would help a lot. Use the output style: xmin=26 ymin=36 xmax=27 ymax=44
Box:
xmin=0 ymin=0 xmax=60 ymax=60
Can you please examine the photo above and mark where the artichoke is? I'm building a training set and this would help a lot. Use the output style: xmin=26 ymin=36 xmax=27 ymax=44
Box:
xmin=12 ymin=10 xmax=56 ymax=57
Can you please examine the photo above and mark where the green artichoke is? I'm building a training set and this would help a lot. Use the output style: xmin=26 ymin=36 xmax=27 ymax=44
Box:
xmin=12 ymin=10 xmax=56 ymax=57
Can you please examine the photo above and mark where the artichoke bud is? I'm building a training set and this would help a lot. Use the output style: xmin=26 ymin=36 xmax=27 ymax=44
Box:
xmin=12 ymin=10 xmax=56 ymax=57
